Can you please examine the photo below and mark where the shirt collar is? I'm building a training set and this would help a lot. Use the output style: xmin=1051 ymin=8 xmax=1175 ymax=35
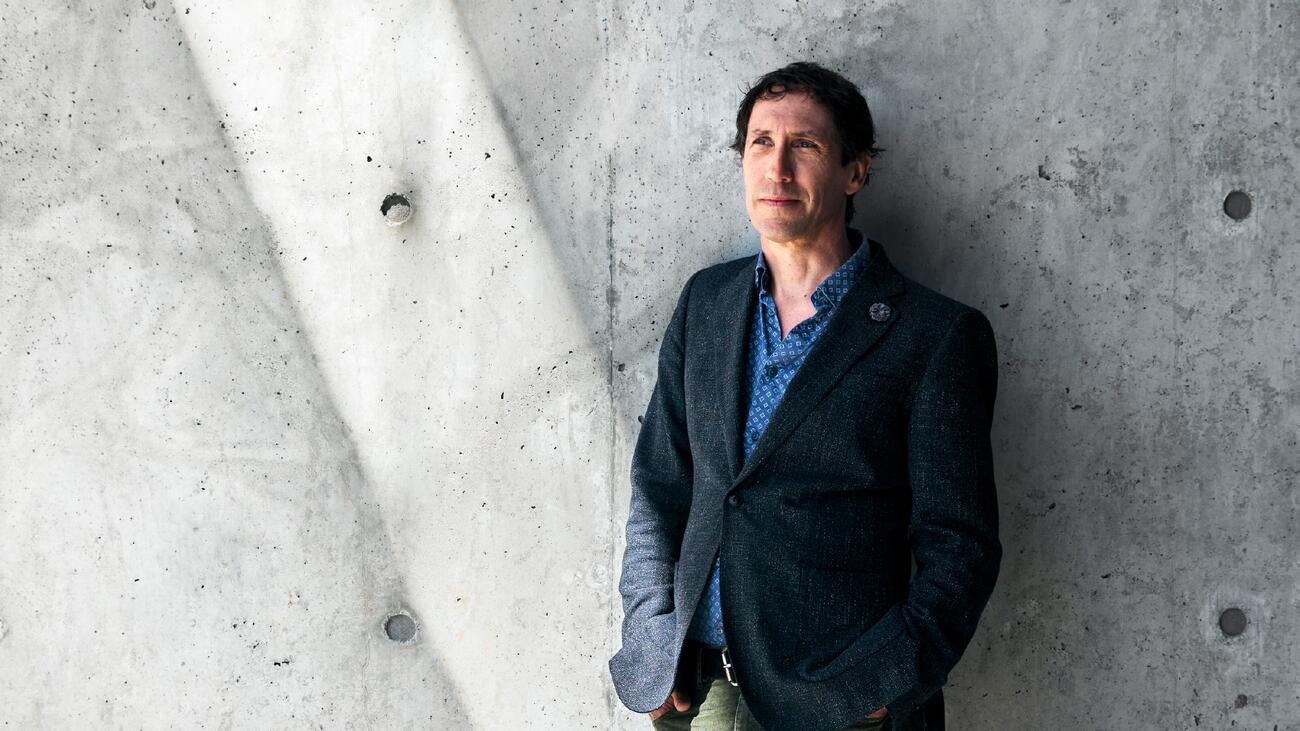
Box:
xmin=753 ymin=227 xmax=872 ymax=311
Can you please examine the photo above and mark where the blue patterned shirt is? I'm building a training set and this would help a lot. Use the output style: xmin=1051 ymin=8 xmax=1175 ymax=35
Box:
xmin=686 ymin=228 xmax=874 ymax=648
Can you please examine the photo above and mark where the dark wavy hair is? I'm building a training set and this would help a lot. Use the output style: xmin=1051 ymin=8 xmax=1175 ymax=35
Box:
xmin=731 ymin=61 xmax=882 ymax=222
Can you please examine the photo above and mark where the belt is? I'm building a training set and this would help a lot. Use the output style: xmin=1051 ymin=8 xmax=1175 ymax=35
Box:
xmin=689 ymin=641 xmax=739 ymax=687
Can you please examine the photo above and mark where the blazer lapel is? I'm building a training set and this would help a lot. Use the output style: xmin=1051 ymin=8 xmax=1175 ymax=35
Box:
xmin=731 ymin=238 xmax=907 ymax=487
xmin=711 ymin=258 xmax=759 ymax=481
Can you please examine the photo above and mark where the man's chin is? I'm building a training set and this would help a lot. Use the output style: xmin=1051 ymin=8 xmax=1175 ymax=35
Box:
xmin=750 ymin=218 xmax=811 ymax=245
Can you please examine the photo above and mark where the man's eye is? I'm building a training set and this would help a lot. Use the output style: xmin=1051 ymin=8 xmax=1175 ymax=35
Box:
xmin=751 ymin=137 xmax=772 ymax=146
xmin=794 ymin=139 xmax=818 ymax=148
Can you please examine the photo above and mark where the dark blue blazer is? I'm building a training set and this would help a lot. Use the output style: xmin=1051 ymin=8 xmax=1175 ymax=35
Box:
xmin=609 ymin=236 xmax=1001 ymax=731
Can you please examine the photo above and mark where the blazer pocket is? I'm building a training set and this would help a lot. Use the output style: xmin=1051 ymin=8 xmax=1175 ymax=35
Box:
xmin=854 ymin=364 xmax=911 ymax=382
xmin=796 ymin=605 xmax=910 ymax=682
xmin=785 ymin=481 xmax=903 ymax=500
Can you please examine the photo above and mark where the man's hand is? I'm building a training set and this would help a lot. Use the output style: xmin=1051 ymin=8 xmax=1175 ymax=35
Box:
xmin=865 ymin=707 xmax=888 ymax=720
xmin=647 ymin=689 xmax=692 ymax=720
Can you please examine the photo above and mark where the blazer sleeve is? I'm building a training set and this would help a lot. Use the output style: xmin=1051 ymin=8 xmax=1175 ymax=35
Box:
xmin=867 ymin=307 xmax=1003 ymax=718
xmin=615 ymin=270 xmax=700 ymax=639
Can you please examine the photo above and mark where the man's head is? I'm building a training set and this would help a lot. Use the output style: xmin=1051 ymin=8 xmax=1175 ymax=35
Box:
xmin=732 ymin=62 xmax=880 ymax=244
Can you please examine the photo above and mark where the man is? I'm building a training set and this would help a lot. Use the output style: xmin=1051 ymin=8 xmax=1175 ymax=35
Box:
xmin=609 ymin=62 xmax=1001 ymax=731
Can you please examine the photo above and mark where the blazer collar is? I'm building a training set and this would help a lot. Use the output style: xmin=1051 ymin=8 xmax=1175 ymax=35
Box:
xmin=712 ymin=234 xmax=907 ymax=484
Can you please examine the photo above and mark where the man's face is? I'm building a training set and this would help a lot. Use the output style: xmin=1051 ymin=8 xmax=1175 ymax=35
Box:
xmin=741 ymin=91 xmax=869 ymax=245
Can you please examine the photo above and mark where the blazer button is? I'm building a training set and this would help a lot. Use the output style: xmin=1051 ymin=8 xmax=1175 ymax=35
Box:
xmin=727 ymin=494 xmax=742 ymax=507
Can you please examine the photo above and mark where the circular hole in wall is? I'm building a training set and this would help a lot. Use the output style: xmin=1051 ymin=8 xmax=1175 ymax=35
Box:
xmin=381 ymin=193 xmax=413 ymax=226
xmin=1218 ymin=607 xmax=1247 ymax=637
xmin=385 ymin=612 xmax=418 ymax=643
xmin=1223 ymin=190 xmax=1251 ymax=221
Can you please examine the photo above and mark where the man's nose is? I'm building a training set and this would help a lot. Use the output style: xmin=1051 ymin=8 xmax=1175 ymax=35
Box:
xmin=766 ymin=145 xmax=794 ymax=182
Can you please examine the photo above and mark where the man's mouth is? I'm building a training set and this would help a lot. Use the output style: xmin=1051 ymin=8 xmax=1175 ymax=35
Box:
xmin=760 ymin=197 xmax=800 ymax=206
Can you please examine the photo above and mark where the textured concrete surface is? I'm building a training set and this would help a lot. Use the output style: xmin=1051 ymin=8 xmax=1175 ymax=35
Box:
xmin=1 ymin=0 xmax=1297 ymax=728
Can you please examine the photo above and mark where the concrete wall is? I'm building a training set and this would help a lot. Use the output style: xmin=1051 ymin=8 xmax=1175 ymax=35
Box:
xmin=1 ymin=0 xmax=1295 ymax=728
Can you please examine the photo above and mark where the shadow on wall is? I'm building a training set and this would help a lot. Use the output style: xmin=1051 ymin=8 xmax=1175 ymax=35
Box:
xmin=0 ymin=0 xmax=470 ymax=725
xmin=452 ymin=0 xmax=615 ymax=343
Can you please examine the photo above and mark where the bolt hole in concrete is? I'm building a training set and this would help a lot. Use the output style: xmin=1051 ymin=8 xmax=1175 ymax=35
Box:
xmin=1223 ymin=190 xmax=1251 ymax=221
xmin=385 ymin=612 xmax=418 ymax=643
xmin=381 ymin=193 xmax=413 ymax=226
xmin=1218 ymin=607 xmax=1247 ymax=636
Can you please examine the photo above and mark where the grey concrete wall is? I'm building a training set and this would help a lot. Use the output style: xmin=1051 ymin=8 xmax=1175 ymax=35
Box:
xmin=1 ymin=0 xmax=1295 ymax=728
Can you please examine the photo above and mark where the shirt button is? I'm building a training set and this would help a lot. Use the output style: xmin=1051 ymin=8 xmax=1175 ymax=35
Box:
xmin=727 ymin=494 xmax=742 ymax=507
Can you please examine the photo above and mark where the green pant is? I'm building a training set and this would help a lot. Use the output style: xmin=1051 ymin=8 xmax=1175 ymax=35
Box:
xmin=650 ymin=676 xmax=887 ymax=731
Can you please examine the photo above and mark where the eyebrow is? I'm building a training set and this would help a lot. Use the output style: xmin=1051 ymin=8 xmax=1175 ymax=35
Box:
xmin=749 ymin=129 xmax=827 ymax=139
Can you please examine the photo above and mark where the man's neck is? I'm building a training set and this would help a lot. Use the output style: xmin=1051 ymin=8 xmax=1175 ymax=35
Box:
xmin=759 ymin=225 xmax=854 ymax=302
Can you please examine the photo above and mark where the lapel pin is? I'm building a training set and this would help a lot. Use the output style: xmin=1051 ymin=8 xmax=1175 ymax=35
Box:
xmin=869 ymin=302 xmax=892 ymax=322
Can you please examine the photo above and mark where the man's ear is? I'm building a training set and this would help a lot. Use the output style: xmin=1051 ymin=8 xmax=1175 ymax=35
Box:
xmin=844 ymin=153 xmax=872 ymax=196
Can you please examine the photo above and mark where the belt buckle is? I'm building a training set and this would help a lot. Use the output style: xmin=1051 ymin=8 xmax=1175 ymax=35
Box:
xmin=720 ymin=646 xmax=739 ymax=687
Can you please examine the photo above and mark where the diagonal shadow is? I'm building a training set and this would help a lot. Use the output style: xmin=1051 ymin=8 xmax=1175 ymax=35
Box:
xmin=0 ymin=0 xmax=472 ymax=725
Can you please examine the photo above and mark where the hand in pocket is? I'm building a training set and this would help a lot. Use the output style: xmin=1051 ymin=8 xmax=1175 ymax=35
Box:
xmin=648 ymin=689 xmax=692 ymax=720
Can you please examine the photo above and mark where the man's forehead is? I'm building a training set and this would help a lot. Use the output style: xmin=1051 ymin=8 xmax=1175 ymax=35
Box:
xmin=747 ymin=93 xmax=833 ymax=135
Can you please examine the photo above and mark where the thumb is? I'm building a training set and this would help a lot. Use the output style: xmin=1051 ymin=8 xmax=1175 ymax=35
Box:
xmin=670 ymin=689 xmax=691 ymax=711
